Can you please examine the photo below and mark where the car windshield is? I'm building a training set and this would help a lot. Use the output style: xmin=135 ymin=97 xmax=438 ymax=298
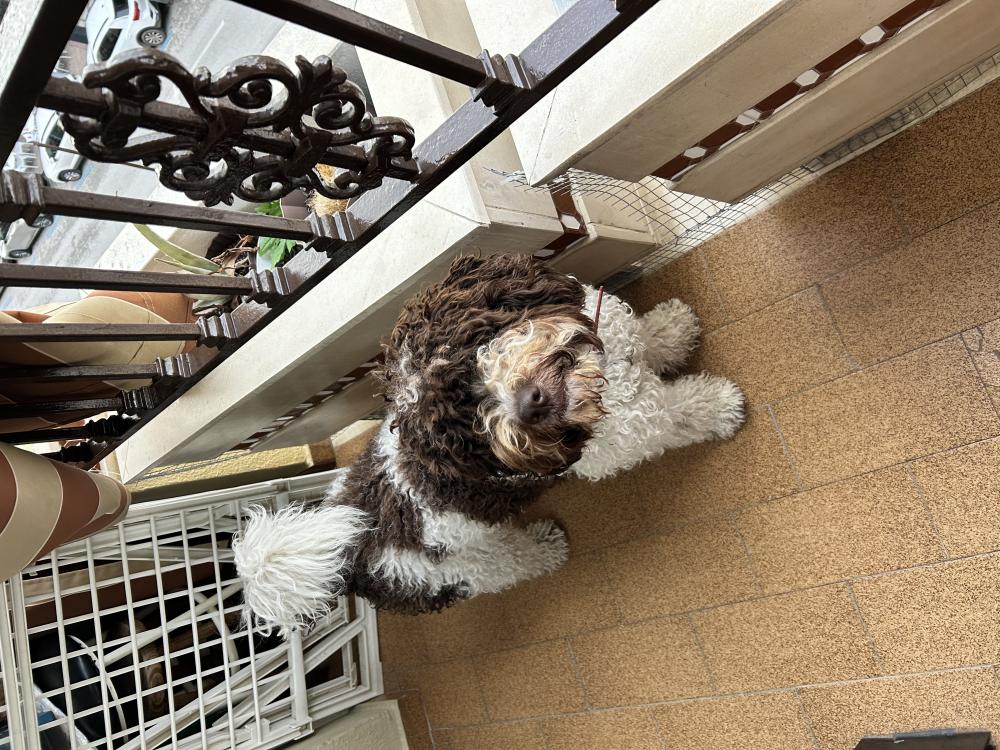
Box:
xmin=44 ymin=123 xmax=64 ymax=159
xmin=97 ymin=27 xmax=122 ymax=62
xmin=112 ymin=0 xmax=129 ymax=16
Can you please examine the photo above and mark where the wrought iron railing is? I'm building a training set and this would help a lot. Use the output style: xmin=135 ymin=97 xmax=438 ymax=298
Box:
xmin=0 ymin=0 xmax=658 ymax=467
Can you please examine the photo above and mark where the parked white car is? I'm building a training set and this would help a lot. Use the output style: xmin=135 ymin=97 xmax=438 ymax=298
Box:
xmin=86 ymin=0 xmax=167 ymax=65
xmin=0 ymin=215 xmax=53 ymax=261
xmin=35 ymin=109 xmax=84 ymax=184
xmin=0 ymin=138 xmax=53 ymax=261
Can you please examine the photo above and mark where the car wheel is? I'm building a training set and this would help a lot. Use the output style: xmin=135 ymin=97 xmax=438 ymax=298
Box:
xmin=30 ymin=214 xmax=53 ymax=229
xmin=7 ymin=248 xmax=31 ymax=259
xmin=58 ymin=168 xmax=82 ymax=182
xmin=138 ymin=27 xmax=166 ymax=47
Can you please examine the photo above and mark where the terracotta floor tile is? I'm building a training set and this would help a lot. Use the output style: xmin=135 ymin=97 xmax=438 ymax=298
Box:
xmin=541 ymin=707 xmax=662 ymax=750
xmin=852 ymin=554 xmax=1000 ymax=673
xmin=474 ymin=641 xmax=585 ymax=721
xmin=497 ymin=549 xmax=621 ymax=647
xmin=962 ymin=320 xmax=1000 ymax=413
xmin=876 ymin=79 xmax=1000 ymax=238
xmin=911 ymin=437 xmax=1000 ymax=557
xmin=739 ymin=466 xmax=941 ymax=593
xmin=822 ymin=200 xmax=1000 ymax=366
xmin=417 ymin=594 xmax=506 ymax=663
xmin=633 ymin=406 xmax=799 ymax=525
xmin=526 ymin=472 xmax=652 ymax=555
xmin=704 ymin=151 xmax=903 ymax=319
xmin=396 ymin=658 xmax=488 ymax=728
xmin=386 ymin=692 xmax=434 ymax=750
xmin=774 ymin=338 xmax=1000 ymax=487
xmin=655 ymin=693 xmax=814 ymax=750
xmin=433 ymin=721 xmax=547 ymax=750
xmin=692 ymin=585 xmax=876 ymax=693
xmin=604 ymin=519 xmax=757 ymax=620
xmin=570 ymin=617 xmax=713 ymax=707
xmin=619 ymin=248 xmax=731 ymax=331
xmin=378 ymin=611 xmax=430 ymax=669
xmin=801 ymin=668 xmax=1000 ymax=750
xmin=698 ymin=287 xmax=853 ymax=403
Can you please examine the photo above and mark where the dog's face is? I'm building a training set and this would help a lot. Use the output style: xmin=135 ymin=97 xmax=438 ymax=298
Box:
xmin=476 ymin=314 xmax=605 ymax=475
xmin=380 ymin=255 xmax=606 ymax=481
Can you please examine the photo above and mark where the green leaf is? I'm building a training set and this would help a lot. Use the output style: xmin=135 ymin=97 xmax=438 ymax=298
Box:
xmin=254 ymin=200 xmax=283 ymax=217
xmin=133 ymin=224 xmax=221 ymax=274
xmin=257 ymin=236 xmax=297 ymax=265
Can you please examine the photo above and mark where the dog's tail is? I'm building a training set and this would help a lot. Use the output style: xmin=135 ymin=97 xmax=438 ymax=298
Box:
xmin=232 ymin=503 xmax=371 ymax=638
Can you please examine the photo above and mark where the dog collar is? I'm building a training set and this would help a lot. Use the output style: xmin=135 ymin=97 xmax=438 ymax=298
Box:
xmin=592 ymin=286 xmax=605 ymax=333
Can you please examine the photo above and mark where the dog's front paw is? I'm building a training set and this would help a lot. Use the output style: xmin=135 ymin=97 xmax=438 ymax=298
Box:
xmin=704 ymin=376 xmax=746 ymax=440
xmin=641 ymin=299 xmax=702 ymax=374
xmin=526 ymin=519 xmax=569 ymax=573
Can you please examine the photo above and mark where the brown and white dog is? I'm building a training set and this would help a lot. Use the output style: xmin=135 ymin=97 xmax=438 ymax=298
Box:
xmin=234 ymin=254 xmax=745 ymax=635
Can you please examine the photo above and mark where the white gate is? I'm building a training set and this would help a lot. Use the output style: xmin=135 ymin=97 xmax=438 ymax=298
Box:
xmin=0 ymin=468 xmax=380 ymax=750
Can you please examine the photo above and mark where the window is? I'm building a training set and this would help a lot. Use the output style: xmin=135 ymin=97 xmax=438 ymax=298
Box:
xmin=112 ymin=0 xmax=129 ymax=17
xmin=44 ymin=124 xmax=65 ymax=160
xmin=96 ymin=27 xmax=121 ymax=62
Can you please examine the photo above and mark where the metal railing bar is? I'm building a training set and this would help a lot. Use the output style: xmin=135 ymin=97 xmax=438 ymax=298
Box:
xmin=0 ymin=398 xmax=120 ymax=418
xmin=0 ymin=263 xmax=254 ymax=294
xmin=232 ymin=0 xmax=489 ymax=87
xmin=38 ymin=186 xmax=315 ymax=240
xmin=0 ymin=364 xmax=160 ymax=382
xmin=0 ymin=0 xmax=90 ymax=165
xmin=80 ymin=0 xmax=661 ymax=468
xmin=0 ymin=426 xmax=110 ymax=445
xmin=0 ymin=323 xmax=202 ymax=342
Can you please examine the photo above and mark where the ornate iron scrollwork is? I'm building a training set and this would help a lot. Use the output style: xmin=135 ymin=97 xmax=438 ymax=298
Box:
xmin=61 ymin=49 xmax=416 ymax=206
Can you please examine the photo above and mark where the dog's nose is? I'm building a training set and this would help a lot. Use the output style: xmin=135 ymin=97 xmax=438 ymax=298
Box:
xmin=516 ymin=383 xmax=551 ymax=424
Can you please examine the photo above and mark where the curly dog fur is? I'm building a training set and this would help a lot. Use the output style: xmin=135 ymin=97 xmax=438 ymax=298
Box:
xmin=234 ymin=254 xmax=745 ymax=635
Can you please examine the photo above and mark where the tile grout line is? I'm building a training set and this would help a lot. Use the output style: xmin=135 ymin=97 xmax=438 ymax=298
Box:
xmin=414 ymin=689 xmax=439 ymax=750
xmin=428 ymin=661 xmax=1000 ymax=732
xmin=562 ymin=638 xmax=593 ymax=711
xmin=794 ymin=689 xmax=823 ymax=750
xmin=814 ymin=284 xmax=861 ymax=372
xmin=959 ymin=325 xmax=1000 ymax=424
xmin=728 ymin=514 xmax=766 ymax=596
xmin=765 ymin=404 xmax=806 ymax=491
xmin=686 ymin=612 xmax=720 ymax=694
xmin=903 ymin=462 xmax=951 ymax=560
xmin=845 ymin=581 xmax=887 ymax=674
xmin=757 ymin=430 xmax=1000 ymax=503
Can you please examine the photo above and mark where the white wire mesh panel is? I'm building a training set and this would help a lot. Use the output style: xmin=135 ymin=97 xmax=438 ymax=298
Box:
xmin=3 ymin=468 xmax=380 ymax=750
xmin=494 ymin=47 xmax=1000 ymax=291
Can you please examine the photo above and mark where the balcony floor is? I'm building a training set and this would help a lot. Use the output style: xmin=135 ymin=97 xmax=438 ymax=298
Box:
xmin=376 ymin=77 xmax=1000 ymax=750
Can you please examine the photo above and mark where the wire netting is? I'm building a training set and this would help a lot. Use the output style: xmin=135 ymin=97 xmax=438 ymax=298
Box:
xmin=493 ymin=49 xmax=1000 ymax=291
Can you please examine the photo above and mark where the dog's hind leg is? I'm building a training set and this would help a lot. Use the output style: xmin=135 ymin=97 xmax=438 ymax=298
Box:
xmin=637 ymin=299 xmax=701 ymax=375
xmin=457 ymin=519 xmax=569 ymax=594
xmin=436 ymin=519 xmax=569 ymax=595
xmin=370 ymin=517 xmax=569 ymax=608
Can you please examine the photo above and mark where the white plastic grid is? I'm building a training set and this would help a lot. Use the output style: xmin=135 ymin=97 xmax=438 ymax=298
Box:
xmin=0 ymin=468 xmax=380 ymax=750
